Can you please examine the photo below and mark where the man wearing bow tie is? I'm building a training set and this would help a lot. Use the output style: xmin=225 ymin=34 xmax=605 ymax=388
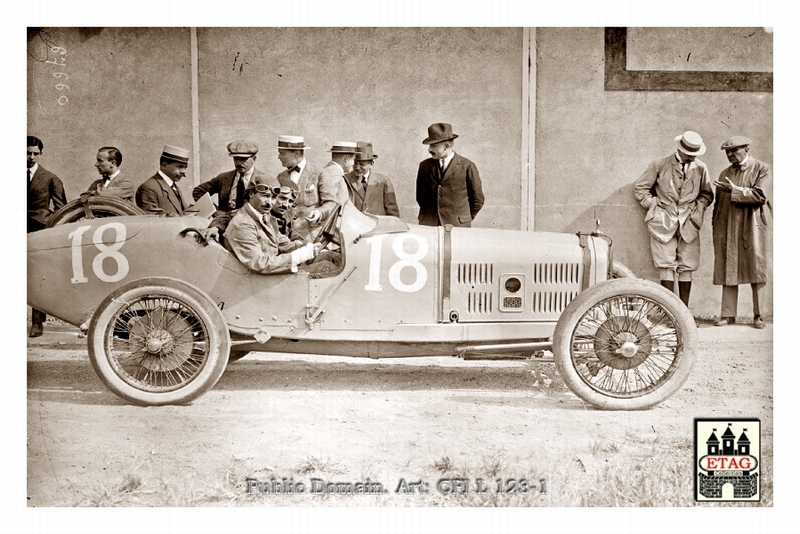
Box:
xmin=711 ymin=136 xmax=771 ymax=329
xmin=633 ymin=131 xmax=714 ymax=308
xmin=136 ymin=145 xmax=191 ymax=216
xmin=27 ymin=135 xmax=67 ymax=337
xmin=274 ymin=135 xmax=337 ymax=240
xmin=87 ymin=147 xmax=134 ymax=202
xmin=344 ymin=141 xmax=400 ymax=217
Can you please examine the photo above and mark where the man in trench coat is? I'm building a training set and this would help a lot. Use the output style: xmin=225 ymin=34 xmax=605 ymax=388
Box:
xmin=711 ymin=136 xmax=771 ymax=329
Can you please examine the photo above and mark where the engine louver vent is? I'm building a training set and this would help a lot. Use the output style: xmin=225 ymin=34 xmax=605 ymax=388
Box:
xmin=532 ymin=262 xmax=580 ymax=285
xmin=532 ymin=291 xmax=579 ymax=314
xmin=467 ymin=292 xmax=493 ymax=314
xmin=457 ymin=263 xmax=494 ymax=285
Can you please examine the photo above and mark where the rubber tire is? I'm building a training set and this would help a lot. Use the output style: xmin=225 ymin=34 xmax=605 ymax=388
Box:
xmin=552 ymin=278 xmax=697 ymax=410
xmin=47 ymin=196 xmax=146 ymax=228
xmin=88 ymin=277 xmax=230 ymax=406
xmin=228 ymin=350 xmax=250 ymax=362
xmin=612 ymin=260 xmax=637 ymax=279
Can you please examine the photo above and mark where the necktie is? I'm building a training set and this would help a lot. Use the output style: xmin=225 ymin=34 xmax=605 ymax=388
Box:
xmin=732 ymin=162 xmax=742 ymax=171
xmin=288 ymin=166 xmax=301 ymax=174
xmin=28 ymin=169 xmax=32 ymax=182
xmin=172 ymin=184 xmax=184 ymax=209
xmin=102 ymin=175 xmax=111 ymax=188
xmin=361 ymin=177 xmax=368 ymax=191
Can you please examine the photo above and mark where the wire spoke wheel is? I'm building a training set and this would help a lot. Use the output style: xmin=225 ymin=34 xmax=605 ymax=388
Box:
xmin=89 ymin=278 xmax=230 ymax=405
xmin=553 ymin=278 xmax=697 ymax=410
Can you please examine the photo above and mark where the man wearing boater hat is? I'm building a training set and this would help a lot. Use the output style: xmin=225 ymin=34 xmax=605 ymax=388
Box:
xmin=274 ymin=135 xmax=331 ymax=240
xmin=633 ymin=131 xmax=714 ymax=308
xmin=711 ymin=136 xmax=771 ymax=329
xmin=192 ymin=140 xmax=271 ymax=217
xmin=416 ymin=123 xmax=484 ymax=227
xmin=136 ymin=144 xmax=191 ymax=216
xmin=344 ymin=141 xmax=400 ymax=217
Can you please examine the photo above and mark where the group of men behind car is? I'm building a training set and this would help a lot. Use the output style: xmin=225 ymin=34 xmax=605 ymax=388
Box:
xmin=27 ymin=125 xmax=770 ymax=336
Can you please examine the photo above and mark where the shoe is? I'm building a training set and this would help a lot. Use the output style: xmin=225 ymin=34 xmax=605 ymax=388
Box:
xmin=713 ymin=317 xmax=734 ymax=327
xmin=753 ymin=316 xmax=766 ymax=329
xmin=29 ymin=322 xmax=44 ymax=337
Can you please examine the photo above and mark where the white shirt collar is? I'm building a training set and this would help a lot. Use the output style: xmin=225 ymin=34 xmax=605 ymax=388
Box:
xmin=441 ymin=152 xmax=454 ymax=168
xmin=238 ymin=166 xmax=255 ymax=185
xmin=157 ymin=170 xmax=175 ymax=187
xmin=28 ymin=163 xmax=39 ymax=178
xmin=106 ymin=169 xmax=121 ymax=180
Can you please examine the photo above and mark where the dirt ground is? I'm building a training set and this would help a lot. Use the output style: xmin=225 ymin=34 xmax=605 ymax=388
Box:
xmin=26 ymin=320 xmax=772 ymax=509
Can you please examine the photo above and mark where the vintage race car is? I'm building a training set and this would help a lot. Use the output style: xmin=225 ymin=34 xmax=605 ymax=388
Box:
xmin=28 ymin=199 xmax=697 ymax=409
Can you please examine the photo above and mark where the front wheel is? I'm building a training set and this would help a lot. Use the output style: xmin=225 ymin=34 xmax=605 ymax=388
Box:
xmin=88 ymin=278 xmax=230 ymax=406
xmin=552 ymin=278 xmax=697 ymax=410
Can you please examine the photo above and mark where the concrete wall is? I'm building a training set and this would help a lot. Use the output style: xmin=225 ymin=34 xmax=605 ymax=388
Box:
xmin=27 ymin=27 xmax=773 ymax=318
xmin=535 ymin=28 xmax=772 ymax=319
xmin=27 ymin=27 xmax=523 ymax=227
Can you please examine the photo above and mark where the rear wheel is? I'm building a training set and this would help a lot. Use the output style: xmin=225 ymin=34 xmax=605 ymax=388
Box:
xmin=88 ymin=278 xmax=230 ymax=406
xmin=553 ymin=278 xmax=697 ymax=410
xmin=47 ymin=196 xmax=145 ymax=227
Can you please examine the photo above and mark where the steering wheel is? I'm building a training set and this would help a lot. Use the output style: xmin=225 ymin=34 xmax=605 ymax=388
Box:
xmin=313 ymin=203 xmax=342 ymax=249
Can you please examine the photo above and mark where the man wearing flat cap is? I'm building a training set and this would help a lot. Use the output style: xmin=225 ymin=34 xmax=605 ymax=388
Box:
xmin=193 ymin=140 xmax=271 ymax=217
xmin=344 ymin=141 xmax=400 ymax=217
xmin=223 ymin=179 xmax=334 ymax=275
xmin=633 ymin=131 xmax=714 ymax=308
xmin=136 ymin=144 xmax=191 ymax=216
xmin=711 ymin=136 xmax=771 ymax=329
xmin=416 ymin=123 xmax=484 ymax=227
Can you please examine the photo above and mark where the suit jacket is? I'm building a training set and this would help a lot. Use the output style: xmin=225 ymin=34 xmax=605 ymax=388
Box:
xmin=192 ymin=167 xmax=272 ymax=213
xmin=344 ymin=170 xmax=400 ymax=217
xmin=87 ymin=172 xmax=135 ymax=202
xmin=223 ymin=203 xmax=302 ymax=274
xmin=416 ymin=153 xmax=484 ymax=227
xmin=28 ymin=165 xmax=67 ymax=232
xmin=275 ymin=161 xmax=337 ymax=239
xmin=136 ymin=173 xmax=189 ymax=216
xmin=633 ymin=153 xmax=714 ymax=244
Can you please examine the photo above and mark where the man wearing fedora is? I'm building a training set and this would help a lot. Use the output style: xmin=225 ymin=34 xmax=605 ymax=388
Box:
xmin=136 ymin=144 xmax=191 ymax=216
xmin=192 ymin=140 xmax=271 ymax=217
xmin=633 ymin=131 xmax=714 ymax=308
xmin=344 ymin=141 xmax=400 ymax=217
xmin=416 ymin=123 xmax=484 ymax=227
xmin=275 ymin=135 xmax=329 ymax=240
xmin=711 ymin=136 xmax=771 ymax=329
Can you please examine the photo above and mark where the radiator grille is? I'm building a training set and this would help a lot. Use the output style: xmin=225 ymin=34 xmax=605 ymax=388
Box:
xmin=503 ymin=296 xmax=523 ymax=309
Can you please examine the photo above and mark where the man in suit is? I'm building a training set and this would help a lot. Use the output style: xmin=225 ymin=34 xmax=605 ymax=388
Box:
xmin=27 ymin=135 xmax=67 ymax=337
xmin=274 ymin=135 xmax=341 ymax=240
xmin=193 ymin=140 xmax=271 ymax=216
xmin=136 ymin=145 xmax=191 ymax=216
xmin=224 ymin=180 xmax=335 ymax=275
xmin=416 ymin=123 xmax=484 ymax=227
xmin=87 ymin=147 xmax=134 ymax=202
xmin=633 ymin=131 xmax=714 ymax=307
xmin=344 ymin=141 xmax=400 ymax=217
